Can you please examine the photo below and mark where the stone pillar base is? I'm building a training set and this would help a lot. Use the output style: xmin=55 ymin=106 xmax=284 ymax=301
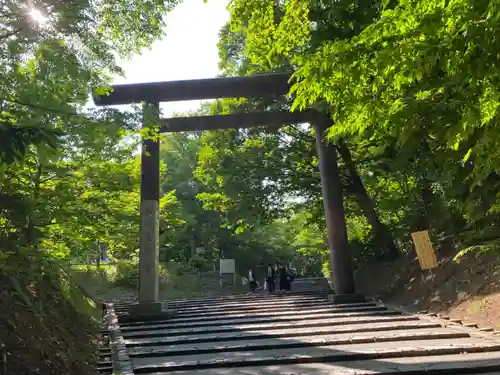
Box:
xmin=328 ymin=293 xmax=366 ymax=304
xmin=122 ymin=302 xmax=177 ymax=323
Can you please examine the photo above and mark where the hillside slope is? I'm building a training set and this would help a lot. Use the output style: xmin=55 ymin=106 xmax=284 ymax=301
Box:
xmin=0 ymin=259 xmax=100 ymax=375
xmin=356 ymin=251 xmax=500 ymax=330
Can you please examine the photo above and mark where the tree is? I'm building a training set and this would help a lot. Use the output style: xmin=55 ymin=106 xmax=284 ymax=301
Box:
xmin=0 ymin=0 xmax=180 ymax=265
xmin=1 ymin=0 xmax=178 ymax=161
xmin=196 ymin=14 xmax=401 ymax=265
xmin=157 ymin=124 xmax=300 ymax=274
xmin=223 ymin=0 xmax=500 ymax=258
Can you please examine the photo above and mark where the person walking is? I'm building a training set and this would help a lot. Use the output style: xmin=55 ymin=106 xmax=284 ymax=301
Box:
xmin=248 ymin=268 xmax=257 ymax=293
xmin=265 ymin=264 xmax=276 ymax=294
xmin=286 ymin=267 xmax=296 ymax=292
xmin=278 ymin=264 xmax=288 ymax=293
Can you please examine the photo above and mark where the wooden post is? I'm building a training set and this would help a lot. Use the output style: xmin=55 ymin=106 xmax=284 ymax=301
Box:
xmin=314 ymin=115 xmax=356 ymax=295
xmin=139 ymin=102 xmax=160 ymax=303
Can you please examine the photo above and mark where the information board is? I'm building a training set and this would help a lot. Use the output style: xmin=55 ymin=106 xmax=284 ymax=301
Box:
xmin=411 ymin=230 xmax=438 ymax=270
xmin=220 ymin=258 xmax=235 ymax=274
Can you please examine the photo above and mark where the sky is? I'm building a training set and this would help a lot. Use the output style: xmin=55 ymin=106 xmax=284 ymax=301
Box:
xmin=112 ymin=0 xmax=230 ymax=117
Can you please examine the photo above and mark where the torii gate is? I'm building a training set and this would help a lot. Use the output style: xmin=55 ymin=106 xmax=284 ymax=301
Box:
xmin=93 ymin=72 xmax=363 ymax=315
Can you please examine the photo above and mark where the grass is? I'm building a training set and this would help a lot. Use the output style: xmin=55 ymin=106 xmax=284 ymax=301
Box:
xmin=72 ymin=263 xmax=113 ymax=271
xmin=466 ymin=299 xmax=485 ymax=314
xmin=71 ymin=261 xmax=247 ymax=302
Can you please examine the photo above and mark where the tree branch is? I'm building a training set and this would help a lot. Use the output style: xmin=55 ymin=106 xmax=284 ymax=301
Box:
xmin=0 ymin=97 xmax=81 ymax=117
xmin=0 ymin=27 xmax=22 ymax=40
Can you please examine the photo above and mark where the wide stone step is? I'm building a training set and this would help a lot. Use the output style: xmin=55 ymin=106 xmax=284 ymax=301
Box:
xmin=283 ymin=290 xmax=332 ymax=296
xmin=171 ymin=300 xmax=334 ymax=316
xmin=127 ymin=328 xmax=468 ymax=357
xmin=112 ymin=296 xmax=264 ymax=312
xmin=124 ymin=320 xmax=443 ymax=346
xmin=165 ymin=305 xmax=388 ymax=323
xmin=115 ymin=299 xmax=380 ymax=324
xmin=170 ymin=301 xmax=378 ymax=319
xmin=120 ymin=315 xmax=419 ymax=335
xmin=114 ymin=295 xmax=332 ymax=316
xmin=162 ymin=293 xmax=324 ymax=307
xmin=166 ymin=295 xmax=329 ymax=310
xmin=290 ymin=283 xmax=331 ymax=292
xmin=171 ymin=297 xmax=361 ymax=314
xmin=113 ymin=291 xmax=331 ymax=312
xmin=133 ymin=351 xmax=500 ymax=375
xmin=119 ymin=310 xmax=402 ymax=329
xmin=131 ymin=339 xmax=500 ymax=372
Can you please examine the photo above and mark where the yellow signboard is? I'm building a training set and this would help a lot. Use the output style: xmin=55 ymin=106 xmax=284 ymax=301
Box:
xmin=411 ymin=230 xmax=438 ymax=270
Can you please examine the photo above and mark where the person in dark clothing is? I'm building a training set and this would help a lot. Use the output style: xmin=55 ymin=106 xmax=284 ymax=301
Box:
xmin=265 ymin=264 xmax=276 ymax=294
xmin=286 ymin=268 xmax=296 ymax=292
xmin=278 ymin=265 xmax=288 ymax=292
xmin=248 ymin=269 xmax=257 ymax=293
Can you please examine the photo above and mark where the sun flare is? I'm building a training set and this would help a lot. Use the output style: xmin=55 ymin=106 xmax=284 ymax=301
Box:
xmin=28 ymin=8 xmax=48 ymax=26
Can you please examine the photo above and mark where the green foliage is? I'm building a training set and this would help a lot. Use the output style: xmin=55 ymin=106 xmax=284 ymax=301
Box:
xmin=0 ymin=0 xmax=179 ymax=263
xmin=112 ymin=258 xmax=140 ymax=288
xmin=206 ymin=0 xmax=500 ymax=270
xmin=158 ymin=128 xmax=302 ymax=275
xmin=189 ymin=254 xmax=211 ymax=272
xmin=0 ymin=0 xmax=177 ymax=162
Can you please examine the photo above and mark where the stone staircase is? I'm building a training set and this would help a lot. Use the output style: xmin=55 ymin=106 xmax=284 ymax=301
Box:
xmin=286 ymin=276 xmax=332 ymax=294
xmin=108 ymin=293 xmax=500 ymax=374
xmin=199 ymin=273 xmax=332 ymax=296
xmin=254 ymin=276 xmax=332 ymax=295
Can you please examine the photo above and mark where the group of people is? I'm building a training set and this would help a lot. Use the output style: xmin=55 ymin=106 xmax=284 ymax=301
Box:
xmin=247 ymin=263 xmax=295 ymax=294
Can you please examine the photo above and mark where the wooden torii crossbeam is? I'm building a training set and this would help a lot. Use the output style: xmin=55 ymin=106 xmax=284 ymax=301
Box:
xmin=93 ymin=72 xmax=293 ymax=105
xmin=93 ymin=72 xmax=359 ymax=314
xmin=160 ymin=110 xmax=317 ymax=133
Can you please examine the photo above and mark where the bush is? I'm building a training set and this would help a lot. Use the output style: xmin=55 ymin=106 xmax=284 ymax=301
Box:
xmin=322 ymin=259 xmax=331 ymax=280
xmin=189 ymin=254 xmax=210 ymax=272
xmin=113 ymin=259 xmax=139 ymax=288
xmin=172 ymin=262 xmax=192 ymax=276
xmin=112 ymin=260 xmax=177 ymax=288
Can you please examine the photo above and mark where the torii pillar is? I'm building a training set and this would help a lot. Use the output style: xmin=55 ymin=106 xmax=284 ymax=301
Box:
xmin=314 ymin=114 xmax=364 ymax=303
xmin=139 ymin=102 xmax=160 ymax=302
xmin=128 ymin=102 xmax=167 ymax=317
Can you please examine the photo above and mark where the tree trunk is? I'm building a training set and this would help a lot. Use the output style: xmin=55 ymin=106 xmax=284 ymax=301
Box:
xmin=189 ymin=237 xmax=196 ymax=257
xmin=414 ymin=182 xmax=432 ymax=231
xmin=25 ymin=161 xmax=43 ymax=245
xmin=413 ymin=137 xmax=435 ymax=232
xmin=336 ymin=138 xmax=399 ymax=259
